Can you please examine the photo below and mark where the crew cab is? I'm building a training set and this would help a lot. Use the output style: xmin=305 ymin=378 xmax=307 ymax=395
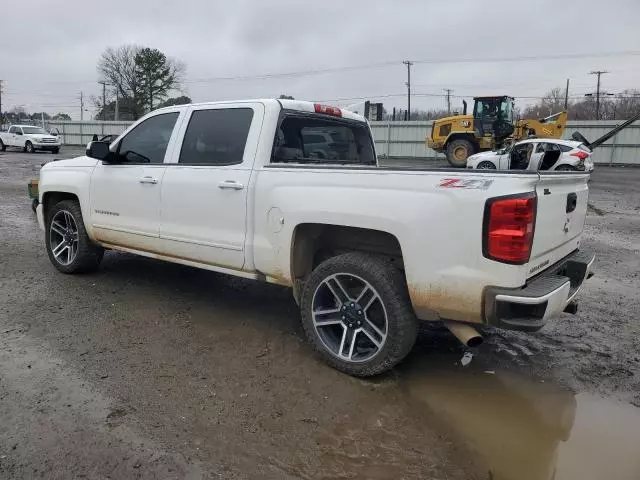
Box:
xmin=36 ymin=99 xmax=594 ymax=376
xmin=0 ymin=125 xmax=61 ymax=153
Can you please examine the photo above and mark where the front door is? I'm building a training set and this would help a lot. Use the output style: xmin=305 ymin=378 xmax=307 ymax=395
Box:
xmin=89 ymin=110 xmax=182 ymax=252
xmin=528 ymin=142 xmax=545 ymax=171
xmin=159 ymin=103 xmax=263 ymax=270
xmin=9 ymin=126 xmax=22 ymax=147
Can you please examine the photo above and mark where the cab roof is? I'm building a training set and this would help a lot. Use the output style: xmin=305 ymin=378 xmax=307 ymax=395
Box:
xmin=157 ymin=99 xmax=367 ymax=123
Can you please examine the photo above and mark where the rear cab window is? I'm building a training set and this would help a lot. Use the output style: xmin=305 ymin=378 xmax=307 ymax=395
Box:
xmin=271 ymin=112 xmax=376 ymax=166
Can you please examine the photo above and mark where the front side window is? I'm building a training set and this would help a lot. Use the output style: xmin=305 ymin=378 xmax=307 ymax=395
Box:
xmin=117 ymin=112 xmax=179 ymax=164
xmin=179 ymin=108 xmax=254 ymax=165
xmin=8 ymin=126 xmax=16 ymax=134
xmin=272 ymin=115 xmax=376 ymax=165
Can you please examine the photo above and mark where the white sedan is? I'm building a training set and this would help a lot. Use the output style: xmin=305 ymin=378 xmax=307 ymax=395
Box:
xmin=467 ymin=138 xmax=594 ymax=172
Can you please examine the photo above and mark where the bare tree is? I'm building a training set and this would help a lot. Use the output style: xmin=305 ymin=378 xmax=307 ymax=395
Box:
xmin=98 ymin=45 xmax=144 ymax=119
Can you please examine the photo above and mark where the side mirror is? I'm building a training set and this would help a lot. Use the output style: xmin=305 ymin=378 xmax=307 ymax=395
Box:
xmin=86 ymin=141 xmax=112 ymax=161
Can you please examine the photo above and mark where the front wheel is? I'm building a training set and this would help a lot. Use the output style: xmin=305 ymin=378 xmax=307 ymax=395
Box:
xmin=446 ymin=139 xmax=475 ymax=167
xmin=25 ymin=141 xmax=34 ymax=153
xmin=476 ymin=161 xmax=497 ymax=170
xmin=51 ymin=147 xmax=60 ymax=154
xmin=45 ymin=199 xmax=104 ymax=273
xmin=0 ymin=140 xmax=6 ymax=151
xmin=300 ymin=252 xmax=418 ymax=376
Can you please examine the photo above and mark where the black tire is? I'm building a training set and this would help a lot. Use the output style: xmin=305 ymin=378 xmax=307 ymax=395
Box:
xmin=45 ymin=199 xmax=104 ymax=273
xmin=31 ymin=198 xmax=39 ymax=213
xmin=0 ymin=140 xmax=5 ymax=151
xmin=555 ymin=165 xmax=577 ymax=172
xmin=52 ymin=147 xmax=60 ymax=154
xmin=25 ymin=141 xmax=34 ymax=153
xmin=300 ymin=252 xmax=418 ymax=376
xmin=476 ymin=161 xmax=497 ymax=170
xmin=446 ymin=138 xmax=475 ymax=167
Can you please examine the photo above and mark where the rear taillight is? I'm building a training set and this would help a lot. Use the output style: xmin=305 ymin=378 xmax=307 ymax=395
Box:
xmin=314 ymin=104 xmax=342 ymax=117
xmin=483 ymin=193 xmax=537 ymax=264
xmin=570 ymin=150 xmax=589 ymax=160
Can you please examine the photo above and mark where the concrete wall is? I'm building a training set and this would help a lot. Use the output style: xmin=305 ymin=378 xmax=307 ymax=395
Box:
xmin=369 ymin=120 xmax=640 ymax=165
xmin=48 ymin=118 xmax=640 ymax=166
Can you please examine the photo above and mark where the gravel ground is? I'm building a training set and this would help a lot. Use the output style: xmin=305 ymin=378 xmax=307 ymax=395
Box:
xmin=1 ymin=148 xmax=639 ymax=479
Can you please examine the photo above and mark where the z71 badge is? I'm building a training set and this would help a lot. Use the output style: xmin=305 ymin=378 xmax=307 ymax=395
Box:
xmin=438 ymin=178 xmax=494 ymax=190
xmin=460 ymin=120 xmax=471 ymax=127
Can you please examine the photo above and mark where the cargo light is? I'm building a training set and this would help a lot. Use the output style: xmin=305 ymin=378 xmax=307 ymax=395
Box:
xmin=314 ymin=104 xmax=342 ymax=117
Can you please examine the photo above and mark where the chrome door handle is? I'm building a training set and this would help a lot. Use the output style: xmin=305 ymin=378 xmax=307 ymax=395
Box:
xmin=139 ymin=176 xmax=158 ymax=184
xmin=218 ymin=180 xmax=244 ymax=190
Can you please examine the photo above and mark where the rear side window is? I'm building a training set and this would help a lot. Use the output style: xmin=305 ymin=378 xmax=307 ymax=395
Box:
xmin=272 ymin=114 xmax=376 ymax=165
xmin=179 ymin=108 xmax=254 ymax=165
xmin=559 ymin=144 xmax=574 ymax=152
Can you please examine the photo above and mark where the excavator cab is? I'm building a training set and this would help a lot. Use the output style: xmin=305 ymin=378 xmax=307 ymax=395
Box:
xmin=473 ymin=96 xmax=515 ymax=141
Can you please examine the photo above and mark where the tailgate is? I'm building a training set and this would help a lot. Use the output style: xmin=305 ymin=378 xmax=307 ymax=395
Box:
xmin=527 ymin=173 xmax=589 ymax=278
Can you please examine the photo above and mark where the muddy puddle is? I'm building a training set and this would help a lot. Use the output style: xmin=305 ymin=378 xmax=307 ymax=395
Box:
xmin=310 ymin=344 xmax=640 ymax=480
xmin=396 ymin=353 xmax=640 ymax=480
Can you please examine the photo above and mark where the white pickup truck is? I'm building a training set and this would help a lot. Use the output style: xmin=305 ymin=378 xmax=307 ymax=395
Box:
xmin=0 ymin=124 xmax=61 ymax=153
xmin=36 ymin=99 xmax=594 ymax=376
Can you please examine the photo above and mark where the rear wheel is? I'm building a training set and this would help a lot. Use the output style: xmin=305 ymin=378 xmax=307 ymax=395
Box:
xmin=300 ymin=252 xmax=418 ymax=376
xmin=45 ymin=199 xmax=104 ymax=273
xmin=25 ymin=141 xmax=34 ymax=153
xmin=477 ymin=161 xmax=497 ymax=170
xmin=446 ymin=138 xmax=475 ymax=167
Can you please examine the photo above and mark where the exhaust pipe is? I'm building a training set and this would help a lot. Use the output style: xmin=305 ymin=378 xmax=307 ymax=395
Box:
xmin=445 ymin=321 xmax=483 ymax=348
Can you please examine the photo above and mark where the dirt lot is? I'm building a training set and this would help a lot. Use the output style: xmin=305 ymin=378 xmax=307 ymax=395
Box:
xmin=1 ymin=148 xmax=639 ymax=480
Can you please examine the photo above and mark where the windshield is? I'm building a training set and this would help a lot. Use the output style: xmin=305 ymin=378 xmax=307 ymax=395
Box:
xmin=22 ymin=127 xmax=48 ymax=135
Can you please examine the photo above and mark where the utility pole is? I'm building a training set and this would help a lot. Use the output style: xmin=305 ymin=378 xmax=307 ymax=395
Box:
xmin=403 ymin=60 xmax=413 ymax=121
xmin=114 ymin=92 xmax=119 ymax=121
xmin=79 ymin=91 xmax=84 ymax=121
xmin=564 ymin=78 xmax=570 ymax=110
xmin=0 ymin=80 xmax=4 ymax=126
xmin=589 ymin=70 xmax=608 ymax=120
xmin=98 ymin=81 xmax=108 ymax=120
xmin=444 ymin=88 xmax=453 ymax=115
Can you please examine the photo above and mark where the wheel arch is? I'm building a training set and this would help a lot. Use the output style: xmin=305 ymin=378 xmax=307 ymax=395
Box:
xmin=41 ymin=191 xmax=80 ymax=225
xmin=289 ymin=223 xmax=405 ymax=303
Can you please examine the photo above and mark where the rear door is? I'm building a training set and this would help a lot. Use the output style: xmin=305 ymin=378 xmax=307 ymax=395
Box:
xmin=527 ymin=173 xmax=589 ymax=277
xmin=159 ymin=102 xmax=264 ymax=270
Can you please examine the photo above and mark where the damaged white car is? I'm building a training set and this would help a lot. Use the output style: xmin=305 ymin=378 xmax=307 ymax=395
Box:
xmin=467 ymin=138 xmax=594 ymax=172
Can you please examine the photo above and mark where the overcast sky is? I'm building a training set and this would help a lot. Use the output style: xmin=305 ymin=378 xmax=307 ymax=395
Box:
xmin=2 ymin=0 xmax=640 ymax=119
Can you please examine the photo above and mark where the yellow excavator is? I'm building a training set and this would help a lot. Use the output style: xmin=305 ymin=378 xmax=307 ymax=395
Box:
xmin=426 ymin=95 xmax=567 ymax=167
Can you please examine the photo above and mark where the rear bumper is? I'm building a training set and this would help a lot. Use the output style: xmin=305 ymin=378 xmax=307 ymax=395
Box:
xmin=484 ymin=250 xmax=595 ymax=331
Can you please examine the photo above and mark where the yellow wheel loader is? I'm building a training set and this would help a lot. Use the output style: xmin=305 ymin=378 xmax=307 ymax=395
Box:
xmin=426 ymin=95 xmax=567 ymax=167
